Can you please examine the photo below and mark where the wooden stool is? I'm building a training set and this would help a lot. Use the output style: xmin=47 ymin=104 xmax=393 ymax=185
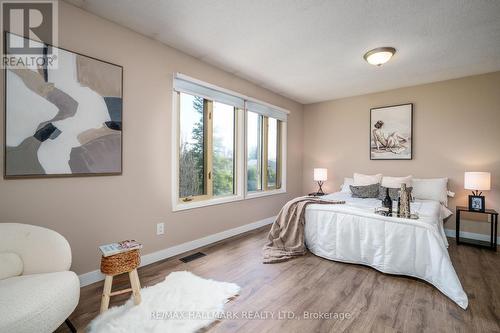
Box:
xmin=99 ymin=249 xmax=142 ymax=313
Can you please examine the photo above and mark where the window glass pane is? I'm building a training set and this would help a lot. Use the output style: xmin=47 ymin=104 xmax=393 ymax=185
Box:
xmin=212 ymin=101 xmax=235 ymax=196
xmin=267 ymin=118 xmax=278 ymax=188
xmin=179 ymin=92 xmax=205 ymax=197
xmin=247 ymin=111 xmax=262 ymax=192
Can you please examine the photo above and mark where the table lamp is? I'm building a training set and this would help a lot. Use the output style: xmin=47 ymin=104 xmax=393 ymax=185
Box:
xmin=313 ymin=168 xmax=328 ymax=196
xmin=464 ymin=172 xmax=491 ymax=212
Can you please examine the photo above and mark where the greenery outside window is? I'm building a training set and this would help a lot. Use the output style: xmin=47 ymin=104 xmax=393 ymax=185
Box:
xmin=178 ymin=92 xmax=237 ymax=202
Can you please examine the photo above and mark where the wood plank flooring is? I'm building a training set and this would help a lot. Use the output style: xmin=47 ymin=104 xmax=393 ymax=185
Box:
xmin=56 ymin=227 xmax=500 ymax=333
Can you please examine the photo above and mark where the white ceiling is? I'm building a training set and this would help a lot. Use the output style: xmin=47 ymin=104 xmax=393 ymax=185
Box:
xmin=66 ymin=0 xmax=500 ymax=104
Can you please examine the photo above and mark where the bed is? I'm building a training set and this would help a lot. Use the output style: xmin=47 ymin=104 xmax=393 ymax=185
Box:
xmin=304 ymin=191 xmax=468 ymax=309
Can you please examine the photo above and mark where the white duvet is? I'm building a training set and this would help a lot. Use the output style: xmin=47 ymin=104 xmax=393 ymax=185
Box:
xmin=304 ymin=192 xmax=468 ymax=309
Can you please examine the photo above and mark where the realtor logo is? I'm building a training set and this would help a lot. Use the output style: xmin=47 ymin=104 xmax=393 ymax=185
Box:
xmin=1 ymin=0 xmax=58 ymax=68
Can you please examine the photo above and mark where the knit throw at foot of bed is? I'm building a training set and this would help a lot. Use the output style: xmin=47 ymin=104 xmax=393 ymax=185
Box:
xmin=88 ymin=271 xmax=240 ymax=333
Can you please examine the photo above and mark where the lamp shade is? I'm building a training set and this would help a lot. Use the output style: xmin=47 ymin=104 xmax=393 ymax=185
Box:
xmin=313 ymin=168 xmax=328 ymax=182
xmin=464 ymin=172 xmax=491 ymax=191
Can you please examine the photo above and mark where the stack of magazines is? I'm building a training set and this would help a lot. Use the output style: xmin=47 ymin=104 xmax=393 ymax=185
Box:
xmin=99 ymin=240 xmax=143 ymax=257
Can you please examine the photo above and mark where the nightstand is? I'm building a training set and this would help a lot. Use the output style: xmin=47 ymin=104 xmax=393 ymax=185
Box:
xmin=456 ymin=206 xmax=498 ymax=251
xmin=308 ymin=192 xmax=327 ymax=197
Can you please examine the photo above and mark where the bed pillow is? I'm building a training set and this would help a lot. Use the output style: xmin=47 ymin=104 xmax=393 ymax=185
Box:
xmin=440 ymin=205 xmax=453 ymax=220
xmin=340 ymin=177 xmax=354 ymax=193
xmin=412 ymin=178 xmax=449 ymax=206
xmin=0 ymin=252 xmax=23 ymax=280
xmin=350 ymin=184 xmax=380 ymax=198
xmin=381 ymin=175 xmax=412 ymax=188
xmin=378 ymin=185 xmax=413 ymax=201
xmin=353 ymin=173 xmax=383 ymax=186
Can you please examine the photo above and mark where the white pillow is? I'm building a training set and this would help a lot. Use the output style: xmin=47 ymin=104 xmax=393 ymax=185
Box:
xmin=341 ymin=177 xmax=354 ymax=193
xmin=412 ymin=178 xmax=449 ymax=206
xmin=353 ymin=173 xmax=383 ymax=186
xmin=0 ymin=252 xmax=23 ymax=280
xmin=440 ymin=205 xmax=453 ymax=220
xmin=381 ymin=175 xmax=413 ymax=188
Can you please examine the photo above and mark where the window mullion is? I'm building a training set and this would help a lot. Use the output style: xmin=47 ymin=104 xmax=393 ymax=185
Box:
xmin=204 ymin=100 xmax=214 ymax=197
xmin=258 ymin=115 xmax=263 ymax=191
xmin=233 ymin=108 xmax=239 ymax=194
xmin=276 ymin=121 xmax=282 ymax=189
xmin=262 ymin=116 xmax=269 ymax=190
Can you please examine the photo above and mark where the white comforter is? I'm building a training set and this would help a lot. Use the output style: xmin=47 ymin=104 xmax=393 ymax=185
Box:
xmin=304 ymin=192 xmax=468 ymax=309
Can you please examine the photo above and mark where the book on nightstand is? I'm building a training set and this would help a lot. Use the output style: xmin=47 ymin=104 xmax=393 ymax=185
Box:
xmin=99 ymin=240 xmax=143 ymax=257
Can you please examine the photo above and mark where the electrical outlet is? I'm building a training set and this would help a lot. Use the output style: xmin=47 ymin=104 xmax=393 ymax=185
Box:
xmin=156 ymin=222 xmax=165 ymax=235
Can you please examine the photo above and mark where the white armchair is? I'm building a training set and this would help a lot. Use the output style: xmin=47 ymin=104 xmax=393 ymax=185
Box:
xmin=0 ymin=223 xmax=80 ymax=333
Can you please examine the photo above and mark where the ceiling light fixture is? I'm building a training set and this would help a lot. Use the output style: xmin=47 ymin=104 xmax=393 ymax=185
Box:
xmin=363 ymin=47 xmax=396 ymax=66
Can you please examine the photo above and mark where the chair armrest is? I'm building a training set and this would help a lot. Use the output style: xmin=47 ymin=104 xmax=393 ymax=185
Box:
xmin=0 ymin=223 xmax=72 ymax=275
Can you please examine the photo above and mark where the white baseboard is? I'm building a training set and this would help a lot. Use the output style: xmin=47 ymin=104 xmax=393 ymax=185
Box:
xmin=444 ymin=228 xmax=499 ymax=244
xmin=78 ymin=216 xmax=275 ymax=287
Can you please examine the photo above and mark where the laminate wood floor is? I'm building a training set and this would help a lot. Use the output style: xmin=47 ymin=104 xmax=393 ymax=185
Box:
xmin=56 ymin=227 xmax=500 ymax=333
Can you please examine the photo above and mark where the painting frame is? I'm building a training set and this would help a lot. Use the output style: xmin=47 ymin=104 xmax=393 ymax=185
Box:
xmin=370 ymin=103 xmax=413 ymax=160
xmin=468 ymin=195 xmax=485 ymax=212
xmin=3 ymin=31 xmax=124 ymax=179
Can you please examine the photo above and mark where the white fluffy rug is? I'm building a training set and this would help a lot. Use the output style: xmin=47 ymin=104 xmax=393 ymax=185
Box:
xmin=88 ymin=271 xmax=240 ymax=333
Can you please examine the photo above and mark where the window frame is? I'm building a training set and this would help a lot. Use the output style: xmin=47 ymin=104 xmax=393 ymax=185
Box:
xmin=246 ymin=114 xmax=286 ymax=200
xmin=175 ymin=92 xmax=243 ymax=206
xmin=211 ymin=99 xmax=239 ymax=198
xmin=262 ymin=116 xmax=282 ymax=191
xmin=172 ymin=75 xmax=287 ymax=212
xmin=177 ymin=98 xmax=212 ymax=203
xmin=248 ymin=115 xmax=283 ymax=193
xmin=245 ymin=111 xmax=263 ymax=193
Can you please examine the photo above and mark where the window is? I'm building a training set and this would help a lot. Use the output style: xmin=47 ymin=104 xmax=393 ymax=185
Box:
xmin=265 ymin=117 xmax=280 ymax=190
xmin=246 ymin=101 xmax=285 ymax=194
xmin=178 ymin=92 xmax=237 ymax=202
xmin=212 ymin=101 xmax=235 ymax=196
xmin=247 ymin=112 xmax=282 ymax=192
xmin=173 ymin=74 xmax=287 ymax=210
xmin=246 ymin=111 xmax=262 ymax=192
xmin=179 ymin=93 xmax=205 ymax=198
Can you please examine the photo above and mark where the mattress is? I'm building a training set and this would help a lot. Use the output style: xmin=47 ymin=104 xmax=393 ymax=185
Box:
xmin=304 ymin=192 xmax=468 ymax=309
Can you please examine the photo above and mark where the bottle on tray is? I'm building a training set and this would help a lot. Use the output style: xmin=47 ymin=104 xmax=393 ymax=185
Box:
xmin=382 ymin=187 xmax=392 ymax=214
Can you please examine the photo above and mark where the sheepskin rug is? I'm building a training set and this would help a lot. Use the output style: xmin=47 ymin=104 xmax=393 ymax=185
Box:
xmin=88 ymin=271 xmax=240 ymax=333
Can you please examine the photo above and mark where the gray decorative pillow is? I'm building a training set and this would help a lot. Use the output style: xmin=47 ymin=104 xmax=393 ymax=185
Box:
xmin=350 ymin=184 xmax=380 ymax=198
xmin=378 ymin=185 xmax=413 ymax=201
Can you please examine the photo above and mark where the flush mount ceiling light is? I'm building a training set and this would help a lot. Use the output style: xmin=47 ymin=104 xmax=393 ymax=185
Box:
xmin=363 ymin=47 xmax=396 ymax=66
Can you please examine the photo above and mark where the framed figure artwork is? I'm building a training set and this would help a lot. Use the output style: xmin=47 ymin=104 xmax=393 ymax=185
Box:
xmin=370 ymin=103 xmax=413 ymax=160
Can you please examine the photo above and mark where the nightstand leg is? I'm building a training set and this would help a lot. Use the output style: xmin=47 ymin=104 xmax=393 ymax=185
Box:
xmin=495 ymin=214 xmax=498 ymax=251
xmin=456 ymin=210 xmax=460 ymax=245
xmin=491 ymin=214 xmax=494 ymax=249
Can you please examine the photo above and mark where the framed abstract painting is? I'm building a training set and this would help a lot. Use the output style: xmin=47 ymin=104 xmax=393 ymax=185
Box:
xmin=4 ymin=32 xmax=123 ymax=178
xmin=370 ymin=103 xmax=413 ymax=160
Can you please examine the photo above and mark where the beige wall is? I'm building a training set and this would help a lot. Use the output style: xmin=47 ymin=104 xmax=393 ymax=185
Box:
xmin=0 ymin=2 xmax=304 ymax=274
xmin=303 ymin=72 xmax=500 ymax=236
xmin=2 ymin=2 xmax=498 ymax=275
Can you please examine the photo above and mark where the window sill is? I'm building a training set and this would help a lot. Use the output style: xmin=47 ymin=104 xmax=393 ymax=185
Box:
xmin=172 ymin=188 xmax=287 ymax=211
xmin=246 ymin=188 xmax=286 ymax=200
xmin=173 ymin=194 xmax=244 ymax=212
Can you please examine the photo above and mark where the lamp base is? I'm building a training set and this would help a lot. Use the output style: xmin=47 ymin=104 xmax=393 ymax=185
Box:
xmin=313 ymin=181 xmax=325 ymax=196
xmin=468 ymin=195 xmax=485 ymax=212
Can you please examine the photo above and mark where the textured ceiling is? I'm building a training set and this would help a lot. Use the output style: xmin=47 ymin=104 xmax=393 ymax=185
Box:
xmin=65 ymin=0 xmax=500 ymax=104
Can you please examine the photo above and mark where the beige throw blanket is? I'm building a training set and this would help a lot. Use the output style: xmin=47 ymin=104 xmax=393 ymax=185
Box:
xmin=262 ymin=196 xmax=345 ymax=263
